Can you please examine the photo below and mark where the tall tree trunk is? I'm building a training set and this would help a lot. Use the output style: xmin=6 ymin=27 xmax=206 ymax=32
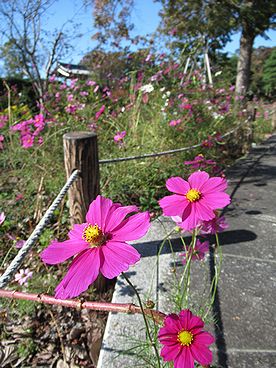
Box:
xmin=235 ymin=28 xmax=255 ymax=95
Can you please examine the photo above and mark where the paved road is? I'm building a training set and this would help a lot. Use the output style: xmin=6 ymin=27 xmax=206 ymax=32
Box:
xmin=98 ymin=135 xmax=276 ymax=368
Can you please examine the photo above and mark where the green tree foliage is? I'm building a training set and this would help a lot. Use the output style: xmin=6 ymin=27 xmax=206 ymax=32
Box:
xmin=262 ymin=48 xmax=276 ymax=97
xmin=157 ymin=0 xmax=276 ymax=94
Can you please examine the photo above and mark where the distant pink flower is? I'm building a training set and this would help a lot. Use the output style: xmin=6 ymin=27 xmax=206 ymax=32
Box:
xmin=67 ymin=94 xmax=74 ymax=102
xmin=80 ymin=91 xmax=89 ymax=97
xmin=169 ymin=119 xmax=181 ymax=127
xmin=0 ymin=212 xmax=5 ymax=225
xmin=60 ymin=83 xmax=67 ymax=90
xmin=180 ymin=103 xmax=192 ymax=110
xmin=114 ymin=131 xmax=126 ymax=145
xmin=201 ymin=214 xmax=228 ymax=234
xmin=229 ymin=85 xmax=235 ymax=92
xmin=15 ymin=239 xmax=26 ymax=249
xmin=49 ymin=74 xmax=56 ymax=82
xmin=15 ymin=193 xmax=24 ymax=201
xmin=21 ymin=134 xmax=34 ymax=148
xmin=201 ymin=137 xmax=213 ymax=148
xmin=180 ymin=240 xmax=209 ymax=264
xmin=159 ymin=171 xmax=231 ymax=231
xmin=0 ymin=115 xmax=8 ymax=128
xmin=86 ymin=80 xmax=96 ymax=86
xmin=65 ymin=104 xmax=78 ymax=114
xmin=15 ymin=268 xmax=33 ymax=285
xmin=184 ymin=154 xmax=216 ymax=170
xmin=38 ymin=136 xmax=44 ymax=145
xmin=158 ymin=309 xmax=214 ymax=368
xmin=0 ymin=135 xmax=4 ymax=150
xmin=41 ymin=195 xmax=150 ymax=299
xmin=94 ymin=85 xmax=99 ymax=93
xmin=95 ymin=105 xmax=105 ymax=120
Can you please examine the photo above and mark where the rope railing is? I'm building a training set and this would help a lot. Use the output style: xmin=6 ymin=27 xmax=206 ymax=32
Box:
xmin=99 ymin=117 xmax=251 ymax=164
xmin=0 ymin=170 xmax=80 ymax=288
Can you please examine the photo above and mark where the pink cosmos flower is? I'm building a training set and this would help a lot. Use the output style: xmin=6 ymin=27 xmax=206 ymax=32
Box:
xmin=159 ymin=171 xmax=231 ymax=231
xmin=114 ymin=131 xmax=126 ymax=145
xmin=15 ymin=268 xmax=33 ymax=285
xmin=0 ymin=212 xmax=5 ymax=225
xmin=21 ymin=134 xmax=34 ymax=148
xmin=180 ymin=240 xmax=209 ymax=264
xmin=41 ymin=195 xmax=150 ymax=299
xmin=0 ymin=135 xmax=4 ymax=150
xmin=184 ymin=154 xmax=217 ymax=170
xmin=95 ymin=105 xmax=105 ymax=120
xmin=169 ymin=119 xmax=181 ymax=127
xmin=158 ymin=309 xmax=214 ymax=368
xmin=0 ymin=115 xmax=8 ymax=128
xmin=201 ymin=214 xmax=228 ymax=234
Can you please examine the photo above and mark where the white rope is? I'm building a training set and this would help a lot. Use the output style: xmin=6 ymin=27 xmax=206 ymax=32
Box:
xmin=0 ymin=170 xmax=80 ymax=288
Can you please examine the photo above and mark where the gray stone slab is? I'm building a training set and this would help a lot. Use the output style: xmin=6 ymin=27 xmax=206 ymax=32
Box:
xmin=98 ymin=135 xmax=276 ymax=368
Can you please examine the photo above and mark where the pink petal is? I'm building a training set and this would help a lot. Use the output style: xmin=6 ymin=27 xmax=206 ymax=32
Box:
xmin=190 ymin=343 xmax=213 ymax=365
xmin=86 ymin=195 xmax=113 ymax=231
xmin=195 ymin=200 xmax=215 ymax=221
xmin=100 ymin=241 xmax=140 ymax=278
xmin=111 ymin=212 xmax=150 ymax=241
xmin=164 ymin=314 xmax=183 ymax=333
xmin=105 ymin=205 xmax=138 ymax=232
xmin=201 ymin=176 xmax=227 ymax=194
xmin=68 ymin=223 xmax=87 ymax=239
xmin=194 ymin=331 xmax=215 ymax=345
xmin=159 ymin=194 xmax=189 ymax=216
xmin=188 ymin=171 xmax=209 ymax=190
xmin=179 ymin=205 xmax=200 ymax=231
xmin=41 ymin=239 xmax=88 ymax=265
xmin=179 ymin=309 xmax=193 ymax=329
xmin=187 ymin=314 xmax=204 ymax=331
xmin=166 ymin=177 xmax=190 ymax=195
xmin=160 ymin=344 xmax=182 ymax=361
xmin=202 ymin=192 xmax=231 ymax=209
xmin=55 ymin=249 xmax=101 ymax=299
xmin=174 ymin=347 xmax=194 ymax=368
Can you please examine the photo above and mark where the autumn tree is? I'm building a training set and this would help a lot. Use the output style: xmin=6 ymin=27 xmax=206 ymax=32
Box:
xmin=0 ymin=0 xmax=74 ymax=103
xmin=158 ymin=0 xmax=276 ymax=95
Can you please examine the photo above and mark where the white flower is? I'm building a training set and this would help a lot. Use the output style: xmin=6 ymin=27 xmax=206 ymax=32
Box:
xmin=140 ymin=84 xmax=154 ymax=94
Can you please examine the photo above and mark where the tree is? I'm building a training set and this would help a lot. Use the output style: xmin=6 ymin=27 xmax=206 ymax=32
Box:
xmin=158 ymin=0 xmax=276 ymax=95
xmin=262 ymin=48 xmax=276 ymax=97
xmin=0 ymin=0 xmax=74 ymax=103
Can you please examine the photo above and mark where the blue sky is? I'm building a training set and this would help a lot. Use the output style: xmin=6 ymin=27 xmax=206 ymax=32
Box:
xmin=1 ymin=0 xmax=275 ymax=71
xmin=47 ymin=0 xmax=275 ymax=64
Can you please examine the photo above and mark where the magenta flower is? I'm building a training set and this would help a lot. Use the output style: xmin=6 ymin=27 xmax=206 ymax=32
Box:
xmin=114 ymin=131 xmax=126 ymax=145
xmin=41 ymin=195 xmax=150 ymax=299
xmin=184 ymin=154 xmax=216 ymax=170
xmin=0 ymin=134 xmax=4 ymax=150
xmin=159 ymin=171 xmax=231 ymax=231
xmin=0 ymin=115 xmax=8 ymax=128
xmin=169 ymin=119 xmax=181 ymax=127
xmin=0 ymin=212 xmax=5 ymax=225
xmin=15 ymin=268 xmax=33 ymax=285
xmin=95 ymin=105 xmax=105 ymax=120
xmin=201 ymin=213 xmax=228 ymax=234
xmin=158 ymin=309 xmax=214 ymax=368
xmin=180 ymin=240 xmax=209 ymax=264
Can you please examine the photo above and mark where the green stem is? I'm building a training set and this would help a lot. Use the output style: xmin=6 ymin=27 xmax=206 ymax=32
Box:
xmin=204 ymin=232 xmax=222 ymax=319
xmin=179 ymin=231 xmax=197 ymax=309
xmin=122 ymin=272 xmax=161 ymax=368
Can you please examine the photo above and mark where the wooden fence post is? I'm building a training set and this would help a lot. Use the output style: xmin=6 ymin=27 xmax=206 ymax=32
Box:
xmin=63 ymin=132 xmax=110 ymax=291
xmin=63 ymin=132 xmax=100 ymax=224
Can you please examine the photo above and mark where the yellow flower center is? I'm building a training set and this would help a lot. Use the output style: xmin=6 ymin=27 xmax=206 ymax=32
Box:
xmin=82 ymin=224 xmax=104 ymax=247
xmin=186 ymin=188 xmax=201 ymax=202
xmin=177 ymin=330 xmax=194 ymax=346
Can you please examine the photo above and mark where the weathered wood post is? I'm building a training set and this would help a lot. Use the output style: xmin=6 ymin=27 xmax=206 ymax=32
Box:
xmin=63 ymin=132 xmax=100 ymax=224
xmin=63 ymin=132 xmax=109 ymax=291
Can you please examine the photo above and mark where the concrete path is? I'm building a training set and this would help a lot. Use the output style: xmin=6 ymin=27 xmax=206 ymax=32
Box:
xmin=97 ymin=135 xmax=276 ymax=368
